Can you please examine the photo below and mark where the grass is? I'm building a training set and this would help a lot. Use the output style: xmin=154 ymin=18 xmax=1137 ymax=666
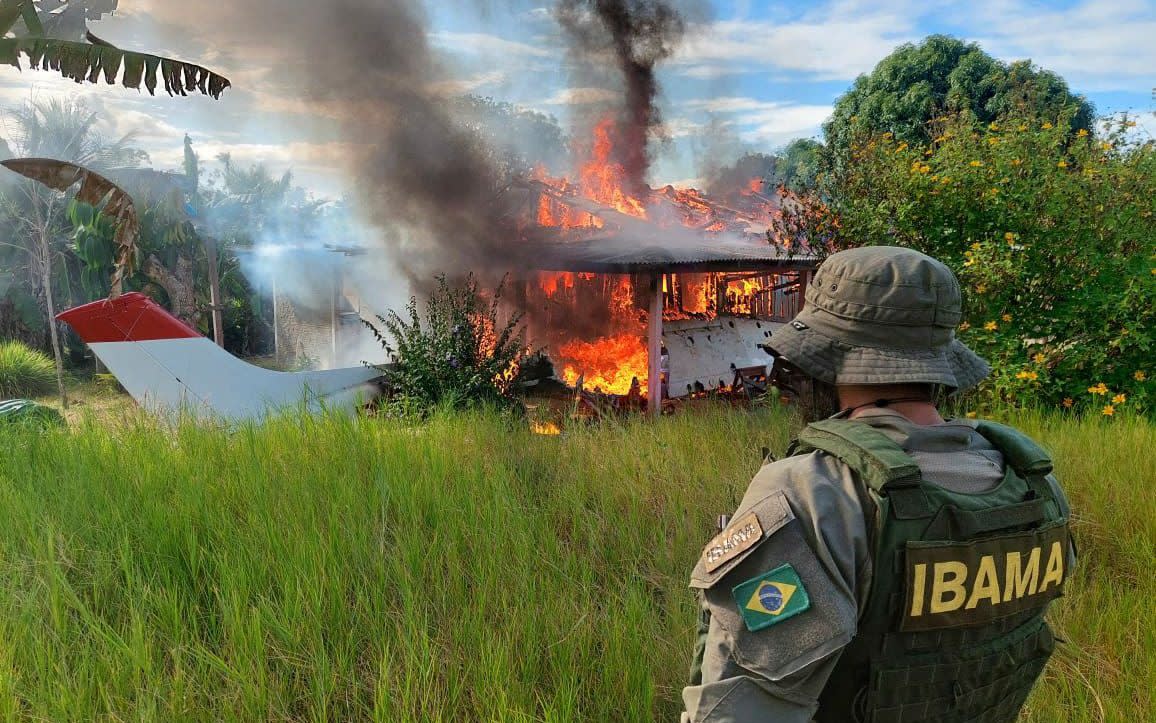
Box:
xmin=0 ymin=397 xmax=1150 ymax=721
xmin=0 ymin=341 xmax=56 ymax=399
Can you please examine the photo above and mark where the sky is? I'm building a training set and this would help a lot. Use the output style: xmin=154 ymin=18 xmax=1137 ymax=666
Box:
xmin=1 ymin=0 xmax=1153 ymax=198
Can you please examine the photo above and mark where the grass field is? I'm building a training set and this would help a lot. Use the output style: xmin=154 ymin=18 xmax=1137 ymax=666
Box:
xmin=0 ymin=393 xmax=1151 ymax=721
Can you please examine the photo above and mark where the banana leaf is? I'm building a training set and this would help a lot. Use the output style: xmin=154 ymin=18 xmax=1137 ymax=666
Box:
xmin=1 ymin=157 xmax=140 ymax=292
xmin=0 ymin=34 xmax=229 ymax=98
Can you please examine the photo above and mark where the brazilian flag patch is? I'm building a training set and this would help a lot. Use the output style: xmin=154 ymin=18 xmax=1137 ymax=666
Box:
xmin=731 ymin=564 xmax=810 ymax=632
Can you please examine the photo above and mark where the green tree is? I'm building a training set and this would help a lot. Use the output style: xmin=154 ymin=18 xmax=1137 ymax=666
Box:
xmin=777 ymin=138 xmax=823 ymax=192
xmin=824 ymin=35 xmax=1094 ymax=173
xmin=811 ymin=111 xmax=1154 ymax=414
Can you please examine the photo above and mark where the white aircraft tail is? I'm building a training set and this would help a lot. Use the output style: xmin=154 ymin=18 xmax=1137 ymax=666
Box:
xmin=57 ymin=293 xmax=381 ymax=421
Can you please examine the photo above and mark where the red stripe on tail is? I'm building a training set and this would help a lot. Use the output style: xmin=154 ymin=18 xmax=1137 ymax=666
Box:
xmin=57 ymin=293 xmax=202 ymax=343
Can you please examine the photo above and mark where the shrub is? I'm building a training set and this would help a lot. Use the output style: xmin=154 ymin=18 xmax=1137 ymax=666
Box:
xmin=0 ymin=341 xmax=56 ymax=399
xmin=364 ymin=274 xmax=527 ymax=416
xmin=792 ymin=110 xmax=1155 ymax=415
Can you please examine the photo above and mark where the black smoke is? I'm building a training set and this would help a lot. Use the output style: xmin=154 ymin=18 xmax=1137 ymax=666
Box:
xmin=218 ymin=1 xmax=511 ymax=286
xmin=555 ymin=0 xmax=688 ymax=195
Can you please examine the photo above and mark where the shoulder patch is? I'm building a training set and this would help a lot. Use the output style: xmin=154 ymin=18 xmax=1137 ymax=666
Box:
xmin=732 ymin=564 xmax=811 ymax=632
xmin=703 ymin=512 xmax=763 ymax=573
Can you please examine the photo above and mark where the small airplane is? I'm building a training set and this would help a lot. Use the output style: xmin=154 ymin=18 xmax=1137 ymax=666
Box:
xmin=57 ymin=292 xmax=383 ymax=422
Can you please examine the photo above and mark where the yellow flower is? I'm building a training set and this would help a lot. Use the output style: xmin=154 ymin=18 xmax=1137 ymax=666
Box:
xmin=1011 ymin=158 xmax=1022 ymax=166
xmin=975 ymin=284 xmax=987 ymax=294
xmin=1004 ymin=232 xmax=1016 ymax=242
xmin=1087 ymin=383 xmax=1109 ymax=395
xmin=969 ymin=160 xmax=984 ymax=167
xmin=987 ymin=137 xmax=999 ymax=145
xmin=984 ymin=321 xmax=998 ymax=331
xmin=1032 ymin=353 xmax=1046 ymax=364
xmin=1062 ymin=398 xmax=1074 ymax=409
xmin=920 ymin=164 xmax=931 ymax=174
xmin=1001 ymin=313 xmax=1013 ymax=322
xmin=1101 ymin=142 xmax=1112 ymax=151
xmin=1056 ymin=160 xmax=1067 ymax=168
xmin=1135 ymin=370 xmax=1148 ymax=382
xmin=965 ymin=411 xmax=977 ymax=419
xmin=970 ymin=242 xmax=982 ymax=251
xmin=1102 ymin=405 xmax=1115 ymax=416
xmin=896 ymin=142 xmax=908 ymax=152
xmin=1042 ymin=122 xmax=1054 ymax=129
xmin=1017 ymin=124 xmax=1028 ymax=132
xmin=1112 ymin=393 xmax=1127 ymax=404
xmin=1015 ymin=371 xmax=1039 ymax=381
xmin=1077 ymin=128 xmax=1089 ymax=137
xmin=988 ymin=122 xmax=1000 ymax=131
xmin=958 ymin=321 xmax=971 ymax=332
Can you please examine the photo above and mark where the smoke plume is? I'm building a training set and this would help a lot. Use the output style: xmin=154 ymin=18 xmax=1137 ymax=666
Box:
xmin=555 ymin=0 xmax=688 ymax=195
xmin=215 ymin=1 xmax=510 ymax=286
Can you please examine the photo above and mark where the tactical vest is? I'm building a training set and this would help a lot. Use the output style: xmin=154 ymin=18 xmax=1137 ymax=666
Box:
xmin=789 ymin=419 xmax=1071 ymax=723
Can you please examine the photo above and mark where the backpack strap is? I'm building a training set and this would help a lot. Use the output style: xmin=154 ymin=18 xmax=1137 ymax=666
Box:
xmin=789 ymin=420 xmax=933 ymax=519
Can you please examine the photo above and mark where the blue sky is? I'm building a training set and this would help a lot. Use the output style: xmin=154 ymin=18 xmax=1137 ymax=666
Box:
xmin=1 ymin=0 xmax=1153 ymax=196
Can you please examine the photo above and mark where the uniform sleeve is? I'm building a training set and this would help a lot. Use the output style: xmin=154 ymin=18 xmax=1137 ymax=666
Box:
xmin=681 ymin=454 xmax=872 ymax=723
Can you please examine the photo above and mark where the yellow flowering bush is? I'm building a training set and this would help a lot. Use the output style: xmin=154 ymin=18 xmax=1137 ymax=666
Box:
xmin=794 ymin=110 xmax=1155 ymax=415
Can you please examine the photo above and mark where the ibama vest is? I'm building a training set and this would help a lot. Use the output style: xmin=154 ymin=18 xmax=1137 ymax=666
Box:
xmin=789 ymin=419 xmax=1071 ymax=723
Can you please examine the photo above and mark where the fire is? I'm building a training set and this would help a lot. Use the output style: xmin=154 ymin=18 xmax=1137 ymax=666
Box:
xmin=580 ymin=119 xmax=648 ymax=219
xmin=522 ymin=116 xmax=790 ymax=403
xmin=558 ymin=334 xmax=648 ymax=395
xmin=531 ymin=421 xmax=562 ymax=436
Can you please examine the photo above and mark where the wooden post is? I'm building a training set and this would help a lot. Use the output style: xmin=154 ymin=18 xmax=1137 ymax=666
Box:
xmin=204 ymin=235 xmax=225 ymax=347
xmin=647 ymin=273 xmax=663 ymax=417
xmin=271 ymin=273 xmax=281 ymax=363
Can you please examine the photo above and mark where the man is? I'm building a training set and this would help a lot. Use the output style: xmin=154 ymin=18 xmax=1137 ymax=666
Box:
xmin=681 ymin=246 xmax=1074 ymax=722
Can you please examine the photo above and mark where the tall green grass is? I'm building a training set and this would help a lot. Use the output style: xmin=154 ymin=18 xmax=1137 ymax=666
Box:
xmin=0 ymin=406 xmax=1148 ymax=721
xmin=0 ymin=341 xmax=55 ymax=399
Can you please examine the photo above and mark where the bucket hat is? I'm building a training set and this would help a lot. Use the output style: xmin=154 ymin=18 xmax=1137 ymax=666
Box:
xmin=767 ymin=246 xmax=990 ymax=391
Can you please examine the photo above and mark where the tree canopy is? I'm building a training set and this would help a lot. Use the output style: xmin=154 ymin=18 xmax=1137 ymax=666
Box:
xmin=824 ymin=35 xmax=1094 ymax=170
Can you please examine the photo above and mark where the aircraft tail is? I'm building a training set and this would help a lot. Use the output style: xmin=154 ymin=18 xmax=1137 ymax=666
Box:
xmin=57 ymin=293 xmax=381 ymax=421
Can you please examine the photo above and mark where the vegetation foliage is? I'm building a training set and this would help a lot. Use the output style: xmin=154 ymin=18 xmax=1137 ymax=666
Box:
xmin=0 ymin=406 xmax=1148 ymax=720
xmin=824 ymin=35 xmax=1094 ymax=173
xmin=812 ymin=112 xmax=1155 ymax=415
xmin=0 ymin=339 xmax=54 ymax=397
xmin=364 ymin=274 xmax=528 ymax=416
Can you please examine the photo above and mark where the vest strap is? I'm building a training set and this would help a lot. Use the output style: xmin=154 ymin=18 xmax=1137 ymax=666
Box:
xmin=791 ymin=420 xmax=934 ymax=519
xmin=973 ymin=421 xmax=1053 ymax=476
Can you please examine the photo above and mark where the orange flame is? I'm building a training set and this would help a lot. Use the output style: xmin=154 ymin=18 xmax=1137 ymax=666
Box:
xmin=558 ymin=334 xmax=648 ymax=395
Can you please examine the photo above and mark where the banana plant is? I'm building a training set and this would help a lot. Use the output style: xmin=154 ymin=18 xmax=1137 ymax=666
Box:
xmin=1 ymin=157 xmax=140 ymax=294
xmin=0 ymin=1 xmax=230 ymax=98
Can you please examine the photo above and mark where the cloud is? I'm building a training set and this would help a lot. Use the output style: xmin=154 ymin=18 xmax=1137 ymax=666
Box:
xmin=428 ymin=31 xmax=551 ymax=59
xmin=429 ymin=71 xmax=507 ymax=96
xmin=963 ymin=0 xmax=1156 ymax=92
xmin=673 ymin=6 xmax=921 ymax=81
xmin=540 ymin=87 xmax=618 ymax=105
xmin=679 ymin=97 xmax=832 ymax=146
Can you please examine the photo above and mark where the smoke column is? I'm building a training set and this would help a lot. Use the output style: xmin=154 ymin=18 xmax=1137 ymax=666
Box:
xmin=555 ymin=0 xmax=688 ymax=195
xmin=215 ymin=1 xmax=509 ymax=285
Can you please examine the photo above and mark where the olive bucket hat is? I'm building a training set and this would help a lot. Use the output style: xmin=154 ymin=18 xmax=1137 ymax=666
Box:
xmin=767 ymin=246 xmax=990 ymax=392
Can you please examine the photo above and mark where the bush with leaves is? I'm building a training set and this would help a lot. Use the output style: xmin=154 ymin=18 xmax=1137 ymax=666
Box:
xmin=805 ymin=110 xmax=1155 ymax=415
xmin=0 ymin=340 xmax=57 ymax=399
xmin=364 ymin=275 xmax=527 ymax=416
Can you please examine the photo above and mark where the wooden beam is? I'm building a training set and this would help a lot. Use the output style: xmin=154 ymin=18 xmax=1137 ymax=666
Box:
xmin=647 ymin=273 xmax=663 ymax=417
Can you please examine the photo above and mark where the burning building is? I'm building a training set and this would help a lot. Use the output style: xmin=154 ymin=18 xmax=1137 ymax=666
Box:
xmin=492 ymin=125 xmax=818 ymax=415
